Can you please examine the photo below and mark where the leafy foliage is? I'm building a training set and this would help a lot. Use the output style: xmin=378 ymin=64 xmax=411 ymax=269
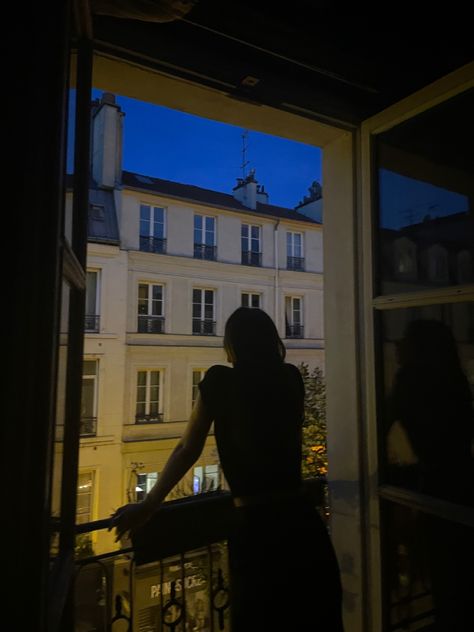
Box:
xmin=298 ymin=363 xmax=328 ymax=478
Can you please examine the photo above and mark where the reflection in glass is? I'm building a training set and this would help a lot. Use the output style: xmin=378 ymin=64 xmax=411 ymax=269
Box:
xmin=375 ymin=90 xmax=474 ymax=294
xmin=50 ymin=280 xmax=70 ymax=555
xmin=383 ymin=500 xmax=474 ymax=631
xmin=381 ymin=305 xmax=474 ymax=505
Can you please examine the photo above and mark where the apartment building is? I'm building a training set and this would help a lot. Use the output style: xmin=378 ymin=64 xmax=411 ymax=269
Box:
xmin=73 ymin=93 xmax=325 ymax=553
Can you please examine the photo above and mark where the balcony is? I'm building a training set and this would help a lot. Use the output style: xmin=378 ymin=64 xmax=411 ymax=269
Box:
xmin=139 ymin=235 xmax=167 ymax=254
xmin=192 ymin=319 xmax=216 ymax=335
xmin=287 ymin=256 xmax=305 ymax=271
xmin=84 ymin=314 xmax=100 ymax=333
xmin=73 ymin=479 xmax=327 ymax=631
xmin=80 ymin=416 xmax=97 ymax=437
xmin=194 ymin=243 xmax=217 ymax=261
xmin=286 ymin=324 xmax=304 ymax=339
xmin=137 ymin=315 xmax=165 ymax=333
xmin=135 ymin=412 xmax=164 ymax=424
xmin=241 ymin=250 xmax=262 ymax=267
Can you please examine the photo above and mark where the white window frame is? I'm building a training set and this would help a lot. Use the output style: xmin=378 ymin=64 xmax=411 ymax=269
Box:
xmin=135 ymin=369 xmax=164 ymax=422
xmin=241 ymin=223 xmax=261 ymax=252
xmin=194 ymin=214 xmax=216 ymax=245
xmin=76 ymin=470 xmax=95 ymax=524
xmin=85 ymin=269 xmax=101 ymax=331
xmin=138 ymin=282 xmax=164 ymax=317
xmin=241 ymin=292 xmax=261 ymax=308
xmin=140 ymin=203 xmax=166 ymax=239
xmin=287 ymin=231 xmax=304 ymax=258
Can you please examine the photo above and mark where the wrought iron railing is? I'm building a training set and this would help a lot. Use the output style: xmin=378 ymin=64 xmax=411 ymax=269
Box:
xmin=286 ymin=324 xmax=304 ymax=338
xmin=135 ymin=413 xmax=164 ymax=424
xmin=140 ymin=236 xmax=167 ymax=254
xmin=80 ymin=416 xmax=97 ymax=437
xmin=287 ymin=256 xmax=305 ymax=271
xmin=84 ymin=314 xmax=100 ymax=332
xmin=73 ymin=479 xmax=327 ymax=631
xmin=241 ymin=250 xmax=262 ymax=267
xmin=137 ymin=315 xmax=165 ymax=334
xmin=194 ymin=243 xmax=217 ymax=261
xmin=192 ymin=319 xmax=216 ymax=336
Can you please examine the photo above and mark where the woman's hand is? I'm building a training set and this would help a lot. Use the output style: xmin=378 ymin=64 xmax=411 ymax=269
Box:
xmin=109 ymin=502 xmax=154 ymax=542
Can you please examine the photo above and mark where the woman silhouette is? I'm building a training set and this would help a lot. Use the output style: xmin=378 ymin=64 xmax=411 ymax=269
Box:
xmin=111 ymin=307 xmax=344 ymax=631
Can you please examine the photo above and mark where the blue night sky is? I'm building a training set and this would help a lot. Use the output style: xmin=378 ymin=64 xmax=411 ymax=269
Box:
xmin=68 ymin=89 xmax=323 ymax=210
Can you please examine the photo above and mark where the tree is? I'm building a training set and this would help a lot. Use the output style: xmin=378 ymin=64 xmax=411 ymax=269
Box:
xmin=298 ymin=363 xmax=327 ymax=478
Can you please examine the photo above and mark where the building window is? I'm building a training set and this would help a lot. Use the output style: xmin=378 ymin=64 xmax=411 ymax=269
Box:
xmin=76 ymin=472 xmax=94 ymax=524
xmin=85 ymin=270 xmax=100 ymax=332
xmin=241 ymin=292 xmax=261 ymax=308
xmin=136 ymin=370 xmax=163 ymax=423
xmin=241 ymin=223 xmax=262 ymax=266
xmin=193 ymin=464 xmax=221 ymax=494
xmin=140 ymin=204 xmax=166 ymax=253
xmin=285 ymin=296 xmax=304 ymax=338
xmin=287 ymin=232 xmax=305 ymax=270
xmin=192 ymin=289 xmax=216 ymax=335
xmin=194 ymin=215 xmax=217 ymax=260
xmin=81 ymin=360 xmax=98 ymax=436
xmin=192 ymin=369 xmax=206 ymax=408
xmin=138 ymin=283 xmax=165 ymax=333
xmin=136 ymin=472 xmax=158 ymax=502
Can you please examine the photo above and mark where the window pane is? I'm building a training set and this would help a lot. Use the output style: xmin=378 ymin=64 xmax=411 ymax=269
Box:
xmin=381 ymin=500 xmax=474 ymax=631
xmin=379 ymin=302 xmax=474 ymax=505
xmin=194 ymin=214 xmax=202 ymax=231
xmin=251 ymin=294 xmax=260 ymax=308
xmin=241 ymin=224 xmax=248 ymax=239
xmin=251 ymin=225 xmax=259 ymax=240
xmin=86 ymin=271 xmax=97 ymax=314
xmin=242 ymin=293 xmax=249 ymax=307
xmin=375 ymin=90 xmax=474 ymax=295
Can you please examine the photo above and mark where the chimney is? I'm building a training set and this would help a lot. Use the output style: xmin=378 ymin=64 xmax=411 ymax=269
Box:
xmin=295 ymin=180 xmax=323 ymax=223
xmin=232 ymin=169 xmax=261 ymax=210
xmin=91 ymin=92 xmax=124 ymax=189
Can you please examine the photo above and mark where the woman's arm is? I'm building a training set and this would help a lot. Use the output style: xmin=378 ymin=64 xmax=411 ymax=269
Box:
xmin=110 ymin=392 xmax=213 ymax=541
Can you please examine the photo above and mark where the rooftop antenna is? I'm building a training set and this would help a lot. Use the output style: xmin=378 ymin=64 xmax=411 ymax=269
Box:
xmin=241 ymin=129 xmax=250 ymax=179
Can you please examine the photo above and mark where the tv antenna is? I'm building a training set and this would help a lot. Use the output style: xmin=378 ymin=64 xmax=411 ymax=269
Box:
xmin=241 ymin=129 xmax=250 ymax=179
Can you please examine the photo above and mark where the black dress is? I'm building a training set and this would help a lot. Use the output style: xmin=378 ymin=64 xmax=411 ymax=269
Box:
xmin=199 ymin=362 xmax=344 ymax=631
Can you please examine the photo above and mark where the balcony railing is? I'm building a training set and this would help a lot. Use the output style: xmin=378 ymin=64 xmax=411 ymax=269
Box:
xmin=241 ymin=250 xmax=262 ymax=267
xmin=135 ymin=412 xmax=164 ymax=424
xmin=137 ymin=315 xmax=165 ymax=333
xmin=80 ymin=416 xmax=97 ymax=437
xmin=73 ymin=479 xmax=327 ymax=632
xmin=139 ymin=235 xmax=167 ymax=254
xmin=192 ymin=319 xmax=216 ymax=335
xmin=287 ymin=256 xmax=305 ymax=271
xmin=194 ymin=243 xmax=217 ymax=261
xmin=84 ymin=314 xmax=100 ymax=333
xmin=286 ymin=324 xmax=304 ymax=338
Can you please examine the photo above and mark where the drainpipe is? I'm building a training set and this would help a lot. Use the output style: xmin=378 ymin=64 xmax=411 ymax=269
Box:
xmin=274 ymin=219 xmax=280 ymax=331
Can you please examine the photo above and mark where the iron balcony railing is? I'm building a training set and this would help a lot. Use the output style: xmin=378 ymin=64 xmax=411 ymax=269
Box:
xmin=140 ymin=236 xmax=167 ymax=254
xmin=84 ymin=314 xmax=100 ymax=333
xmin=194 ymin=243 xmax=217 ymax=261
xmin=241 ymin=250 xmax=262 ymax=267
xmin=138 ymin=315 xmax=165 ymax=334
xmin=135 ymin=412 xmax=164 ymax=424
xmin=80 ymin=416 xmax=97 ymax=437
xmin=192 ymin=319 xmax=216 ymax=336
xmin=286 ymin=324 xmax=304 ymax=339
xmin=73 ymin=479 xmax=327 ymax=632
xmin=287 ymin=256 xmax=305 ymax=271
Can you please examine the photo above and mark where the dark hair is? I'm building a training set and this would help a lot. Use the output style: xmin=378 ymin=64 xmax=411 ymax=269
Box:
xmin=223 ymin=307 xmax=286 ymax=365
xmin=397 ymin=319 xmax=463 ymax=373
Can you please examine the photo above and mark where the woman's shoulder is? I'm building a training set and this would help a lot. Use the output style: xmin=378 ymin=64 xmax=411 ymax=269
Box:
xmin=201 ymin=364 xmax=233 ymax=385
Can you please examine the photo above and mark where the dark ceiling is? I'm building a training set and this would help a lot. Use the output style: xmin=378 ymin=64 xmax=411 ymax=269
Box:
xmin=91 ymin=2 xmax=474 ymax=127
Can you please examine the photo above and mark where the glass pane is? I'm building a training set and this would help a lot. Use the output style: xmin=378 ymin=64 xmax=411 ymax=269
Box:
xmin=81 ymin=378 xmax=95 ymax=417
xmin=194 ymin=214 xmax=202 ymax=231
xmin=379 ymin=302 xmax=474 ymax=505
xmin=241 ymin=293 xmax=249 ymax=307
xmin=140 ymin=204 xmax=150 ymax=236
xmin=152 ymin=285 xmax=162 ymax=300
xmin=50 ymin=279 xmax=70 ymax=541
xmin=85 ymin=271 xmax=97 ymax=314
xmin=251 ymin=294 xmax=260 ymax=308
xmin=251 ymin=225 xmax=259 ymax=240
xmin=241 ymin=224 xmax=248 ymax=238
xmin=375 ymin=90 xmax=474 ymax=295
xmin=382 ymin=500 xmax=474 ymax=631
xmin=205 ymin=216 xmax=214 ymax=232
